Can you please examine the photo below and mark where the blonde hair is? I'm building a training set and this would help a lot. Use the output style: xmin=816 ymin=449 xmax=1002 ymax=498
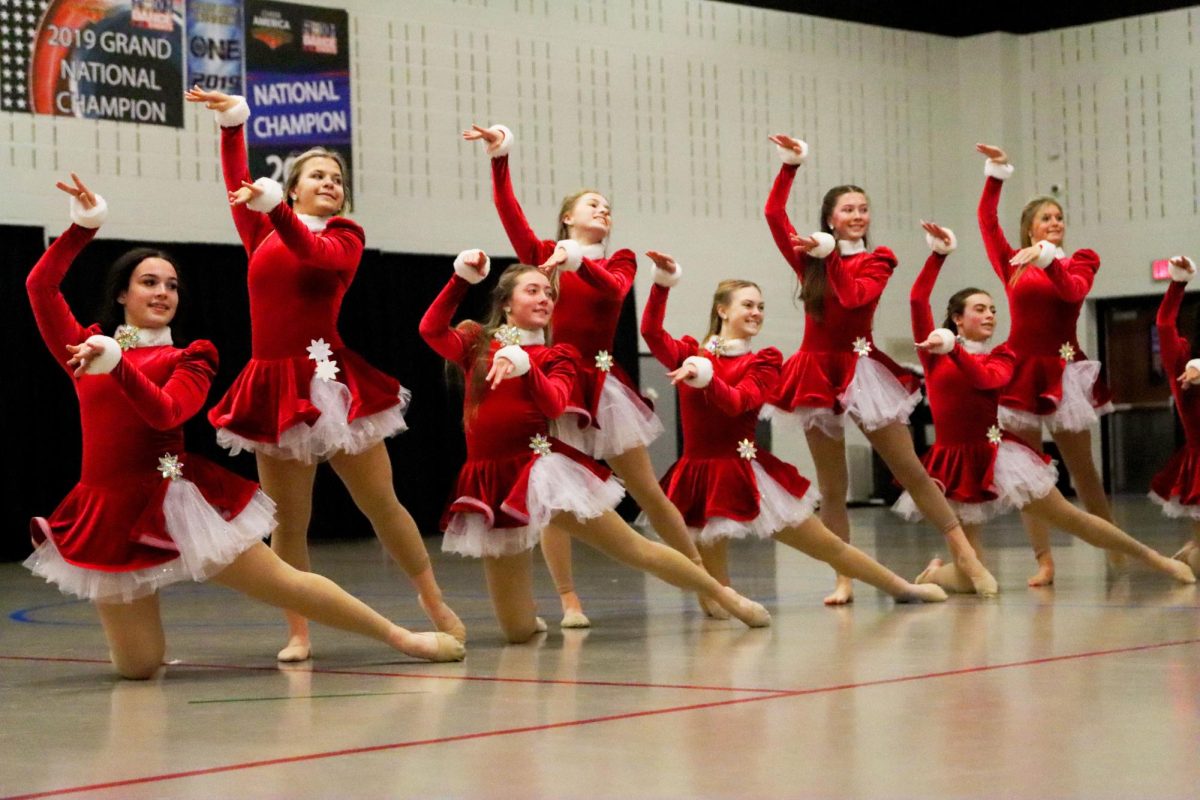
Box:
xmin=284 ymin=148 xmax=352 ymax=214
xmin=704 ymin=280 xmax=762 ymax=341
xmin=1012 ymin=195 xmax=1062 ymax=285
xmin=556 ymin=188 xmax=609 ymax=241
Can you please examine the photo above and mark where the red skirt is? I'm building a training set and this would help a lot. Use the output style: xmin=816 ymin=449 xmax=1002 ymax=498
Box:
xmin=1149 ymin=444 xmax=1200 ymax=520
xmin=998 ymin=355 xmax=1113 ymax=432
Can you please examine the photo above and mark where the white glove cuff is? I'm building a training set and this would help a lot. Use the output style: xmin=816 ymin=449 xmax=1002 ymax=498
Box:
xmin=81 ymin=335 xmax=122 ymax=374
xmin=494 ymin=345 xmax=530 ymax=378
xmin=453 ymin=249 xmax=491 ymax=284
xmin=70 ymin=194 xmax=109 ymax=228
xmin=246 ymin=178 xmax=284 ymax=213
xmin=681 ymin=356 xmax=714 ymax=388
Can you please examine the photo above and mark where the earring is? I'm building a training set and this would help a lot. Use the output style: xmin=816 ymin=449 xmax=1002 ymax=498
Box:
xmin=503 ymin=307 xmax=512 ymax=313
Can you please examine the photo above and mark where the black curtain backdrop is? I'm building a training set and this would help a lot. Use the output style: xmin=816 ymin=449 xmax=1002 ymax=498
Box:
xmin=2 ymin=224 xmax=641 ymax=562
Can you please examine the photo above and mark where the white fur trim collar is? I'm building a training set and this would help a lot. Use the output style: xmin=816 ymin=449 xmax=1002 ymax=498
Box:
xmin=297 ymin=213 xmax=329 ymax=232
xmin=114 ymin=324 xmax=173 ymax=348
xmin=704 ymin=336 xmax=750 ymax=357
xmin=837 ymin=239 xmax=866 ymax=256
xmin=579 ymin=241 xmax=605 ymax=260
xmin=959 ymin=337 xmax=992 ymax=355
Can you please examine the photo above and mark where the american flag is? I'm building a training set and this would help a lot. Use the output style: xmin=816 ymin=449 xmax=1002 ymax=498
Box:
xmin=1 ymin=0 xmax=50 ymax=113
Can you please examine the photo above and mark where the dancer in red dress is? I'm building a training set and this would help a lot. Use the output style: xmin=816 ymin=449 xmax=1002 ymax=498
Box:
xmin=641 ymin=252 xmax=946 ymax=604
xmin=1149 ymin=256 xmax=1200 ymax=575
xmin=420 ymin=251 xmax=771 ymax=642
xmin=186 ymin=89 xmax=463 ymax=661
xmin=24 ymin=176 xmax=463 ymax=677
xmin=905 ymin=223 xmax=1193 ymax=591
xmin=976 ymin=143 xmax=1119 ymax=586
xmin=764 ymin=135 xmax=996 ymax=600
xmin=463 ymin=123 xmax=714 ymax=624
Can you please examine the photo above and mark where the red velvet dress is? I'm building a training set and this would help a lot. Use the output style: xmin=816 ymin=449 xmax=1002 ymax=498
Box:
xmin=763 ymin=163 xmax=921 ymax=438
xmin=489 ymin=153 xmax=662 ymax=459
xmin=25 ymin=224 xmax=274 ymax=603
xmin=977 ymin=173 xmax=1112 ymax=433
xmin=894 ymin=252 xmax=1057 ymax=520
xmin=207 ymin=121 xmax=407 ymax=463
xmin=1149 ymin=279 xmax=1200 ymax=518
xmin=641 ymin=284 xmax=816 ymax=541
xmin=419 ymin=275 xmax=623 ymax=557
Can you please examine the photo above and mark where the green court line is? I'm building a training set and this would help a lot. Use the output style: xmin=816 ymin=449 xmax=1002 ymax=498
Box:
xmin=189 ymin=690 xmax=427 ymax=705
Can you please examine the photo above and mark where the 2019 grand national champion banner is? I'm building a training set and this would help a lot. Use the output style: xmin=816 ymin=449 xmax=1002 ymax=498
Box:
xmin=24 ymin=0 xmax=184 ymax=126
xmin=243 ymin=0 xmax=350 ymax=185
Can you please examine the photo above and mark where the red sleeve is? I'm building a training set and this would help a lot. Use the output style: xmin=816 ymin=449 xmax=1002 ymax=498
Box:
xmin=419 ymin=276 xmax=477 ymax=367
xmin=909 ymin=252 xmax=945 ymax=342
xmin=526 ymin=345 xmax=579 ymax=419
xmin=26 ymin=224 xmax=97 ymax=374
xmin=576 ymin=249 xmax=636 ymax=298
xmin=265 ymin=208 xmax=364 ymax=272
xmin=706 ymin=348 xmax=784 ymax=417
xmin=1157 ymin=280 xmax=1189 ymax=374
xmin=108 ymin=341 xmax=218 ymax=430
xmin=763 ymin=163 xmax=805 ymax=278
xmin=491 ymin=155 xmax=557 ymax=266
xmin=977 ymin=176 xmax=1017 ymax=284
xmin=640 ymin=284 xmax=696 ymax=369
xmin=220 ymin=124 xmax=271 ymax=255
xmin=946 ymin=345 xmax=1015 ymax=391
xmin=1044 ymin=250 xmax=1099 ymax=304
xmin=825 ymin=247 xmax=897 ymax=309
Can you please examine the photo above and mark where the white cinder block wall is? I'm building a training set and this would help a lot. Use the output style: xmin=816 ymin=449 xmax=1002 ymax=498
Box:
xmin=4 ymin=1 xmax=1198 ymax=480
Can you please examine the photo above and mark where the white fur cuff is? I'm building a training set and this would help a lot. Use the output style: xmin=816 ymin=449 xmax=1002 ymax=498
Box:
xmin=488 ymin=124 xmax=513 ymax=159
xmin=984 ymin=160 xmax=1015 ymax=181
xmin=556 ymin=239 xmax=583 ymax=272
xmin=82 ymin=335 xmax=121 ymax=374
xmin=494 ymin=345 xmax=530 ymax=378
xmin=776 ymin=139 xmax=809 ymax=166
xmin=809 ymin=232 xmax=836 ymax=259
xmin=246 ymin=178 xmax=284 ymax=213
xmin=928 ymin=328 xmax=956 ymax=355
xmin=1187 ymin=359 xmax=1200 ymax=384
xmin=453 ymin=249 xmax=491 ymax=284
xmin=215 ymin=96 xmax=251 ymax=128
xmin=925 ymin=227 xmax=957 ymax=255
xmin=653 ymin=261 xmax=682 ymax=287
xmin=1033 ymin=240 xmax=1056 ymax=269
xmin=682 ymin=356 xmax=714 ymax=388
xmin=69 ymin=193 xmax=108 ymax=228
xmin=1169 ymin=256 xmax=1196 ymax=283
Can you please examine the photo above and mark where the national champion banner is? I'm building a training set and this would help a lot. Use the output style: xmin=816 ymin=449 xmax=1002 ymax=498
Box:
xmin=186 ymin=0 xmax=242 ymax=94
xmin=243 ymin=0 xmax=350 ymax=186
xmin=24 ymin=0 xmax=185 ymax=126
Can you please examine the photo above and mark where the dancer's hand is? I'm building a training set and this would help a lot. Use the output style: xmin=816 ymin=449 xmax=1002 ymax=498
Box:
xmin=184 ymin=86 xmax=238 ymax=113
xmin=538 ymin=245 xmax=568 ymax=277
xmin=667 ymin=362 xmax=699 ymax=385
xmin=462 ymin=124 xmax=504 ymax=155
xmin=486 ymin=355 xmax=515 ymax=388
xmin=1179 ymin=364 xmax=1200 ymax=388
xmin=55 ymin=172 xmax=97 ymax=209
xmin=229 ymin=180 xmax=263 ymax=207
xmin=1170 ymin=255 xmax=1196 ymax=277
xmin=975 ymin=143 xmax=1008 ymax=164
xmin=914 ymin=332 xmax=949 ymax=352
xmin=66 ymin=340 xmax=105 ymax=377
xmin=789 ymin=232 xmax=820 ymax=256
xmin=461 ymin=248 xmax=489 ymax=275
xmin=920 ymin=220 xmax=952 ymax=247
xmin=1009 ymin=244 xmax=1045 ymax=266
xmin=645 ymin=250 xmax=677 ymax=274
xmin=768 ymin=134 xmax=805 ymax=155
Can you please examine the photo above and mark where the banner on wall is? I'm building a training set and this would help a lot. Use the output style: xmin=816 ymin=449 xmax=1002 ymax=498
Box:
xmin=243 ymin=0 xmax=351 ymax=186
xmin=186 ymin=0 xmax=243 ymax=94
xmin=21 ymin=0 xmax=185 ymax=126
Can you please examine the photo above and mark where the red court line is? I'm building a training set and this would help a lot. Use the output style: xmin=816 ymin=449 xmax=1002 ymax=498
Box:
xmin=6 ymin=635 xmax=1198 ymax=800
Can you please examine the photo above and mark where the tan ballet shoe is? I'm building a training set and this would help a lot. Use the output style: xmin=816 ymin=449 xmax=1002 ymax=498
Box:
xmin=418 ymin=595 xmax=467 ymax=644
xmin=895 ymin=583 xmax=948 ymax=603
xmin=719 ymin=586 xmax=771 ymax=628
xmin=560 ymin=610 xmax=591 ymax=628
xmin=276 ymin=637 xmax=312 ymax=663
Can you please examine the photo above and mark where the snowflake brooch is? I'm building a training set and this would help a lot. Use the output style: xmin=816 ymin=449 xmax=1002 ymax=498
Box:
xmin=737 ymin=438 xmax=758 ymax=460
xmin=494 ymin=325 xmax=522 ymax=347
xmin=306 ymin=338 xmax=333 ymax=362
xmin=114 ymin=325 xmax=141 ymax=351
xmin=315 ymin=359 xmax=341 ymax=382
xmin=1058 ymin=342 xmax=1076 ymax=362
xmin=529 ymin=434 xmax=553 ymax=457
xmin=705 ymin=337 xmax=728 ymax=356
xmin=157 ymin=453 xmax=184 ymax=481
xmin=594 ymin=350 xmax=614 ymax=372
xmin=852 ymin=337 xmax=872 ymax=357
xmin=986 ymin=424 xmax=1003 ymax=446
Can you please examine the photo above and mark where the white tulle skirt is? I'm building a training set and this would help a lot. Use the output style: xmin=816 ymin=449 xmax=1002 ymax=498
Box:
xmin=998 ymin=359 xmax=1113 ymax=434
xmin=686 ymin=461 xmax=820 ymax=544
xmin=989 ymin=440 xmax=1059 ymax=508
xmin=217 ymin=377 xmax=410 ymax=464
xmin=442 ymin=453 xmax=625 ymax=558
xmin=760 ymin=404 xmax=846 ymax=441
xmin=551 ymin=377 xmax=663 ymax=460
xmin=839 ymin=357 xmax=923 ymax=433
xmin=892 ymin=491 xmax=1012 ymax=526
xmin=23 ymin=485 xmax=276 ymax=604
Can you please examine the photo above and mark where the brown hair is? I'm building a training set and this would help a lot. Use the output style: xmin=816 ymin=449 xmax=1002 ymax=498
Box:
xmin=458 ymin=264 xmax=557 ymax=414
xmin=556 ymin=188 xmax=609 ymax=241
xmin=942 ymin=287 xmax=991 ymax=334
xmin=801 ymin=184 xmax=868 ymax=321
xmin=284 ymin=148 xmax=352 ymax=214
xmin=1012 ymin=196 xmax=1062 ymax=285
xmin=705 ymin=280 xmax=762 ymax=341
